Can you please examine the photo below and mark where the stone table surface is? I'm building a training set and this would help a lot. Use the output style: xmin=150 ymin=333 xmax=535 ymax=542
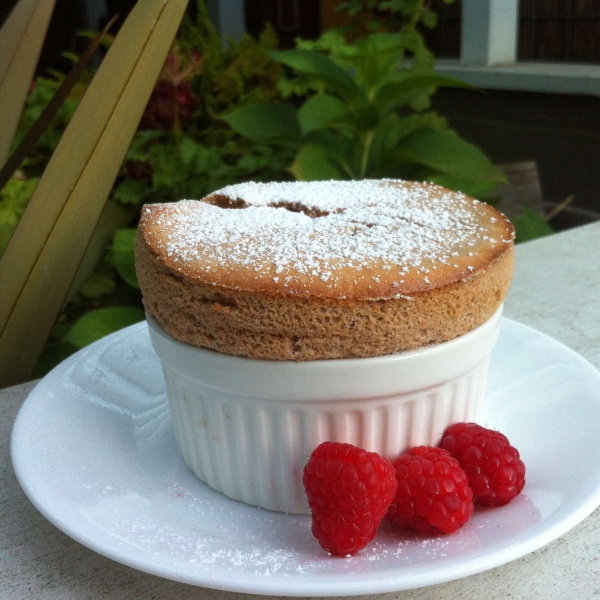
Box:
xmin=2 ymin=221 xmax=600 ymax=600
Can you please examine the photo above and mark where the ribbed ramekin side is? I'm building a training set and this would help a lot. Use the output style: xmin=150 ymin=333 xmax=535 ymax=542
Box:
xmin=161 ymin=366 xmax=307 ymax=512
xmin=160 ymin=359 xmax=491 ymax=515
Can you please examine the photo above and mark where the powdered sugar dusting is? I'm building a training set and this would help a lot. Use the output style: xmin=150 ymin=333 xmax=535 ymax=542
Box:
xmin=144 ymin=179 xmax=512 ymax=293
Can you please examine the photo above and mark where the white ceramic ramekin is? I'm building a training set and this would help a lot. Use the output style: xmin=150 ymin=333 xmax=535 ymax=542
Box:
xmin=147 ymin=306 xmax=502 ymax=514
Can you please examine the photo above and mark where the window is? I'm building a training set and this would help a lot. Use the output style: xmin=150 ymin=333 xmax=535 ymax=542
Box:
xmin=519 ymin=0 xmax=600 ymax=62
xmin=428 ymin=0 xmax=600 ymax=64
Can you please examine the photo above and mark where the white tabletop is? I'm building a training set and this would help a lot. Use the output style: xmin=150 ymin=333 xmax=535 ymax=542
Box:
xmin=2 ymin=221 xmax=600 ymax=599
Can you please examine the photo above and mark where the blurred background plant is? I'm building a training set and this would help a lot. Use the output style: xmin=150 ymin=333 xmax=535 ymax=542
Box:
xmin=0 ymin=0 xmax=544 ymax=377
xmin=222 ymin=9 xmax=505 ymax=196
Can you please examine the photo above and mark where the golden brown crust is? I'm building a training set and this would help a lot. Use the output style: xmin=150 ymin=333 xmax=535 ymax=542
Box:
xmin=135 ymin=180 xmax=515 ymax=360
xmin=138 ymin=180 xmax=514 ymax=301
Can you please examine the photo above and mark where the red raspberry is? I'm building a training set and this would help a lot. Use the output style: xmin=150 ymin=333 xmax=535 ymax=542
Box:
xmin=387 ymin=446 xmax=474 ymax=535
xmin=303 ymin=441 xmax=397 ymax=556
xmin=440 ymin=422 xmax=526 ymax=507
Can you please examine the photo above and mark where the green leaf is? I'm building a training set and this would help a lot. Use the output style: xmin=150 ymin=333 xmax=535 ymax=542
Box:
xmin=298 ymin=94 xmax=347 ymax=135
xmin=403 ymin=31 xmax=435 ymax=83
xmin=426 ymin=174 xmax=502 ymax=199
xmin=126 ymin=130 xmax=163 ymax=161
xmin=374 ymin=75 xmax=477 ymax=113
xmin=0 ymin=224 xmax=14 ymax=257
xmin=421 ymin=8 xmax=438 ymax=29
xmin=236 ymin=152 xmax=271 ymax=172
xmin=113 ymin=178 xmax=150 ymax=205
xmin=112 ymin=228 xmax=139 ymax=288
xmin=380 ymin=0 xmax=420 ymax=13
xmin=179 ymin=136 xmax=203 ymax=165
xmin=398 ymin=129 xmax=505 ymax=183
xmin=221 ymin=103 xmax=300 ymax=141
xmin=268 ymin=50 xmax=359 ymax=100
xmin=290 ymin=143 xmax=346 ymax=181
xmin=513 ymin=206 xmax=554 ymax=243
xmin=332 ymin=34 xmax=406 ymax=94
xmin=33 ymin=341 xmax=78 ymax=378
xmin=356 ymin=32 xmax=406 ymax=53
xmin=0 ymin=178 xmax=39 ymax=226
xmin=336 ymin=104 xmax=380 ymax=134
xmin=78 ymin=270 xmax=116 ymax=299
xmin=304 ymin=129 xmax=353 ymax=164
xmin=63 ymin=306 xmax=145 ymax=349
xmin=380 ymin=112 xmax=448 ymax=150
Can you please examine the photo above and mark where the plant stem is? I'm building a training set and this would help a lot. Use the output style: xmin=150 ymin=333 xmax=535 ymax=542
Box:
xmin=405 ymin=0 xmax=427 ymax=33
xmin=359 ymin=130 xmax=374 ymax=179
xmin=340 ymin=158 xmax=356 ymax=179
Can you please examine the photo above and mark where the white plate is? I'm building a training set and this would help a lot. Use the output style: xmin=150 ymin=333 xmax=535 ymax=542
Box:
xmin=11 ymin=318 xmax=600 ymax=597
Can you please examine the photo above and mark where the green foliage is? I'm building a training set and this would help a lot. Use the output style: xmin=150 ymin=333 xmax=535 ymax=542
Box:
xmin=0 ymin=177 xmax=39 ymax=225
xmin=62 ymin=306 xmax=145 ymax=348
xmin=298 ymin=94 xmax=346 ymax=134
xmin=291 ymin=143 xmax=346 ymax=180
xmin=177 ymin=0 xmax=285 ymax=140
xmin=221 ymin=104 xmax=301 ymax=141
xmin=112 ymin=178 xmax=151 ymax=205
xmin=116 ymin=134 xmax=293 ymax=208
xmin=224 ymin=28 xmax=503 ymax=196
xmin=12 ymin=72 xmax=88 ymax=174
xmin=397 ymin=128 xmax=501 ymax=182
xmin=337 ymin=0 xmax=456 ymax=34
xmin=513 ymin=206 xmax=554 ymax=243
xmin=0 ymin=176 xmax=40 ymax=255
xmin=112 ymin=229 xmax=139 ymax=289
xmin=78 ymin=261 xmax=117 ymax=298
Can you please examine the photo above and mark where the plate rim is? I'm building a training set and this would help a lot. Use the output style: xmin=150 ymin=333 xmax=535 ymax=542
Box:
xmin=10 ymin=317 xmax=600 ymax=596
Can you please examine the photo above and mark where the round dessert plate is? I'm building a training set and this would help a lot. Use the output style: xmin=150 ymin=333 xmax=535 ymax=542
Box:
xmin=11 ymin=318 xmax=600 ymax=597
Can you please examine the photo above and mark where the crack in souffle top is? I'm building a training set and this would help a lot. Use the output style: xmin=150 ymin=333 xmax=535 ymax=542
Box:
xmin=140 ymin=179 xmax=514 ymax=299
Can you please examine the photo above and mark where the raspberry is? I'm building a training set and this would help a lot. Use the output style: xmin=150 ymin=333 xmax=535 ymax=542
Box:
xmin=440 ymin=422 xmax=526 ymax=507
xmin=387 ymin=446 xmax=474 ymax=535
xmin=303 ymin=442 xmax=397 ymax=556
